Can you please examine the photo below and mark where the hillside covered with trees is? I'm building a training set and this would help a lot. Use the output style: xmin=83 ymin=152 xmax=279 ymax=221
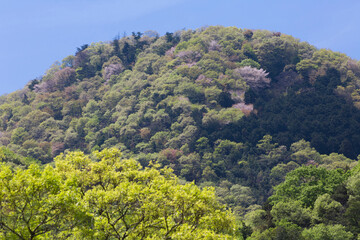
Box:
xmin=1 ymin=26 xmax=360 ymax=239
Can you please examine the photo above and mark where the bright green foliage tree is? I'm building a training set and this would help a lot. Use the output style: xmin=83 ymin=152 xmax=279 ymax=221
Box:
xmin=74 ymin=149 xmax=236 ymax=239
xmin=269 ymin=166 xmax=346 ymax=208
xmin=0 ymin=164 xmax=87 ymax=239
xmin=0 ymin=148 xmax=238 ymax=239
xmin=250 ymin=162 xmax=360 ymax=238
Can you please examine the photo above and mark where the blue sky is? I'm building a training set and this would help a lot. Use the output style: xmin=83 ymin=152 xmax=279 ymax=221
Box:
xmin=1 ymin=0 xmax=360 ymax=95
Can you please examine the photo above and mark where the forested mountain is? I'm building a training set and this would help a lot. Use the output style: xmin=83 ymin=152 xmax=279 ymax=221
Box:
xmin=1 ymin=26 xmax=360 ymax=239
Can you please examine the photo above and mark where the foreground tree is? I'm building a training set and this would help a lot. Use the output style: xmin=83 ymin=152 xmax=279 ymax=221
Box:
xmin=0 ymin=148 xmax=238 ymax=239
xmin=0 ymin=164 xmax=87 ymax=239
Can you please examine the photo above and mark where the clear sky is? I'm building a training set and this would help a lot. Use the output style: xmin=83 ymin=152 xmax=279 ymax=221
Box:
xmin=1 ymin=0 xmax=360 ymax=95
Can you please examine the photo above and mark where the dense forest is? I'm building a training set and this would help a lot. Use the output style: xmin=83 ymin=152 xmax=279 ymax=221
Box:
xmin=1 ymin=26 xmax=360 ymax=239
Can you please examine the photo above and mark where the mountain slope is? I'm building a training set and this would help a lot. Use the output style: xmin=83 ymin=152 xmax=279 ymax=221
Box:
xmin=1 ymin=25 xmax=360 ymax=239
xmin=2 ymin=26 xmax=360 ymax=162
xmin=1 ymin=26 xmax=360 ymax=195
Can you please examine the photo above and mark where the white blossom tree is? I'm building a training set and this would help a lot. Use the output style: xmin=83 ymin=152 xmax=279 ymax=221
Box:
xmin=234 ymin=66 xmax=271 ymax=91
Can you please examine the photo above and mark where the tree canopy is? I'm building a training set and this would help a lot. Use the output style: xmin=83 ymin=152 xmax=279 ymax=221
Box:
xmin=0 ymin=148 xmax=238 ymax=239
